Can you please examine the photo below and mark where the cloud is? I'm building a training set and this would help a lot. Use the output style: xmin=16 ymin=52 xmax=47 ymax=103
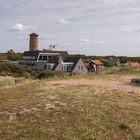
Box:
xmin=10 ymin=23 xmax=37 ymax=32
xmin=92 ymin=40 xmax=107 ymax=45
xmin=1 ymin=0 xmax=140 ymax=55
xmin=58 ymin=19 xmax=69 ymax=24
xmin=122 ymin=28 xmax=140 ymax=33
xmin=78 ymin=38 xmax=107 ymax=45
xmin=78 ymin=38 xmax=91 ymax=44
xmin=11 ymin=23 xmax=25 ymax=31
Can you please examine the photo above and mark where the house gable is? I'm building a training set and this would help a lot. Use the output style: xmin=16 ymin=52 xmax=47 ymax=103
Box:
xmin=55 ymin=56 xmax=88 ymax=73
xmin=72 ymin=58 xmax=88 ymax=73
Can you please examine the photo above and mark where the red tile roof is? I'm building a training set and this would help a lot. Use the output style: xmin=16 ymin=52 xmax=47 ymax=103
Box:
xmin=91 ymin=60 xmax=103 ymax=65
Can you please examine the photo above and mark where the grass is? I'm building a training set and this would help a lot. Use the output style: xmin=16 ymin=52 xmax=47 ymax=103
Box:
xmin=0 ymin=74 xmax=140 ymax=140
xmin=0 ymin=76 xmax=16 ymax=87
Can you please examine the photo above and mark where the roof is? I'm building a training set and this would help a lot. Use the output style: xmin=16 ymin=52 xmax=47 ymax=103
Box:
xmin=63 ymin=56 xmax=81 ymax=71
xmin=22 ymin=51 xmax=40 ymax=61
xmin=39 ymin=50 xmax=68 ymax=59
xmin=30 ymin=33 xmax=39 ymax=36
xmin=22 ymin=50 xmax=68 ymax=61
xmin=91 ymin=60 xmax=103 ymax=65
xmin=47 ymin=57 xmax=59 ymax=70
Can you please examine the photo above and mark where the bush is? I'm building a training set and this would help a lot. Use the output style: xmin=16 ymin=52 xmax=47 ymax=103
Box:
xmin=0 ymin=77 xmax=15 ymax=87
xmin=102 ymin=60 xmax=113 ymax=67
xmin=69 ymin=72 xmax=76 ymax=77
xmin=7 ymin=53 xmax=22 ymax=61
xmin=0 ymin=62 xmax=48 ymax=79
xmin=118 ymin=66 xmax=132 ymax=73
xmin=22 ymin=72 xmax=31 ymax=79
xmin=0 ymin=61 xmax=85 ymax=79
xmin=96 ymin=66 xmax=140 ymax=75
xmin=36 ymin=71 xmax=55 ymax=79
xmin=54 ymin=71 xmax=67 ymax=78
xmin=118 ymin=123 xmax=129 ymax=130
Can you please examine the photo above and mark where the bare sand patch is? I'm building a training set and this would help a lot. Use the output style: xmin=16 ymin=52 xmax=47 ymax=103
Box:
xmin=44 ymin=76 xmax=140 ymax=93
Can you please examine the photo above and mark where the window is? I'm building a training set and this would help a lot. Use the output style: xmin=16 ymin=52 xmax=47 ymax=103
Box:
xmin=48 ymin=56 xmax=53 ymax=59
xmin=78 ymin=66 xmax=84 ymax=71
xmin=62 ymin=63 xmax=73 ymax=72
xmin=39 ymin=56 xmax=42 ymax=60
xmin=39 ymin=55 xmax=48 ymax=61
xmin=45 ymin=63 xmax=54 ymax=70
xmin=43 ymin=56 xmax=48 ymax=60
xmin=78 ymin=66 xmax=80 ymax=70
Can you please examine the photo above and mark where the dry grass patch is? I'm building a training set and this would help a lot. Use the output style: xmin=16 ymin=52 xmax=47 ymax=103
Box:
xmin=0 ymin=76 xmax=15 ymax=87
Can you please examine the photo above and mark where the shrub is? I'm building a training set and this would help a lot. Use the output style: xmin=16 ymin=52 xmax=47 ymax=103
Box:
xmin=36 ymin=71 xmax=55 ymax=79
xmin=102 ymin=60 xmax=113 ymax=67
xmin=22 ymin=72 xmax=31 ymax=79
xmin=96 ymin=66 xmax=140 ymax=75
xmin=68 ymin=72 xmax=77 ymax=77
xmin=0 ymin=62 xmax=48 ymax=79
xmin=54 ymin=71 xmax=67 ymax=78
xmin=118 ymin=123 xmax=129 ymax=131
xmin=7 ymin=53 xmax=22 ymax=61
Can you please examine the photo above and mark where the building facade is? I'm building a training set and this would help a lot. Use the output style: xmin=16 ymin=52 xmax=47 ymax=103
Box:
xmin=19 ymin=33 xmax=88 ymax=73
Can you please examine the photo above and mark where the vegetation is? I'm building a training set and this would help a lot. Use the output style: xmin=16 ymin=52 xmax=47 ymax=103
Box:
xmin=7 ymin=53 xmax=22 ymax=61
xmin=1 ymin=60 xmax=140 ymax=80
xmin=1 ymin=52 xmax=140 ymax=64
xmin=0 ymin=60 xmax=140 ymax=139
xmin=0 ymin=61 xmax=69 ymax=80
xmin=95 ymin=66 xmax=140 ymax=75
xmin=0 ymin=53 xmax=8 ymax=60
xmin=0 ymin=61 xmax=44 ymax=78
xmin=0 ymin=76 xmax=15 ymax=87
xmin=0 ymin=53 xmax=22 ymax=61
xmin=1 ymin=53 xmax=140 ymax=139
xmin=0 ymin=74 xmax=140 ymax=139
xmin=81 ymin=55 xmax=140 ymax=64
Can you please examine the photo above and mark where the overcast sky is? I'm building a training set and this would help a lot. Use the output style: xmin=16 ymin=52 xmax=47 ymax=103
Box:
xmin=1 ymin=0 xmax=140 ymax=56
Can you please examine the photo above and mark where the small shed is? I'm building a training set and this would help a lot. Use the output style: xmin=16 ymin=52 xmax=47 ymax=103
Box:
xmin=86 ymin=60 xmax=104 ymax=71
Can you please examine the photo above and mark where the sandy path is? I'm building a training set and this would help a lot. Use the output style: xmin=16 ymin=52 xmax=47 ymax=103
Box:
xmin=46 ymin=77 xmax=140 ymax=93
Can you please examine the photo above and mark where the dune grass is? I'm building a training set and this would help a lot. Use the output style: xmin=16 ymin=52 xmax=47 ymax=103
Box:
xmin=0 ymin=74 xmax=140 ymax=140
xmin=0 ymin=76 xmax=16 ymax=87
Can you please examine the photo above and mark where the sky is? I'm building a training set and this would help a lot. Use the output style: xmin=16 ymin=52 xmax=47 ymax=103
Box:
xmin=1 ymin=0 xmax=140 ymax=56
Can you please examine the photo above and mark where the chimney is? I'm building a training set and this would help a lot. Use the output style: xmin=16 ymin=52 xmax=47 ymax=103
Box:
xmin=29 ymin=33 xmax=39 ymax=51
